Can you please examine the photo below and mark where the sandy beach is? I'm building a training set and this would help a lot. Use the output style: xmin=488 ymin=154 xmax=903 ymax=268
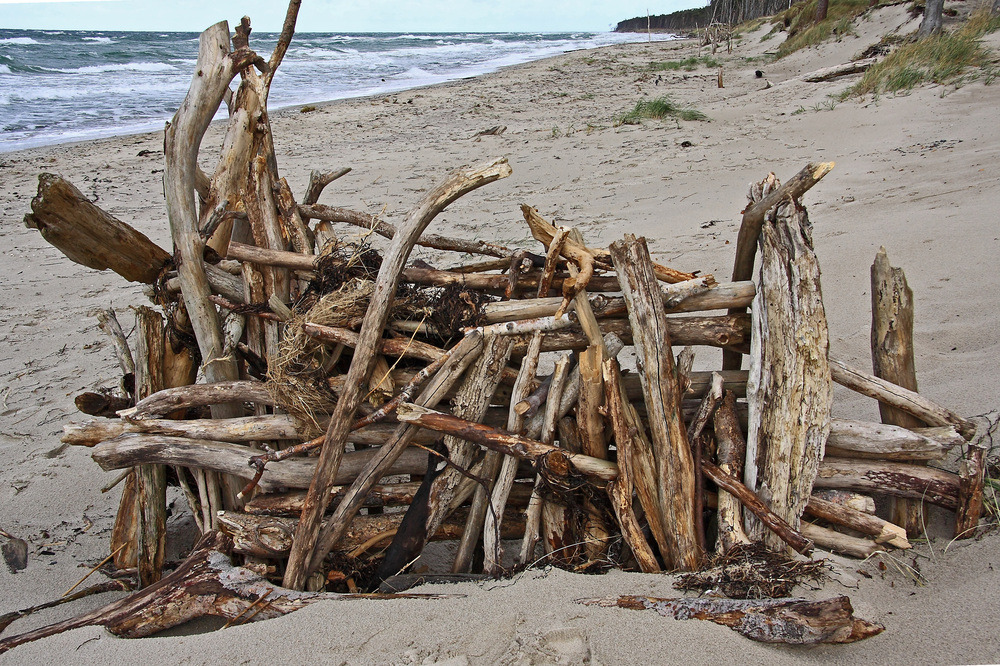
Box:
xmin=1 ymin=5 xmax=999 ymax=663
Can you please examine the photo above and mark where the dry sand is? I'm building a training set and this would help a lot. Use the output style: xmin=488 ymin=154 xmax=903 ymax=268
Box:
xmin=1 ymin=5 xmax=999 ymax=663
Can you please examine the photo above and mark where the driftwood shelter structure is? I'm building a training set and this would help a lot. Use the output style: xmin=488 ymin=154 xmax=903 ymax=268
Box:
xmin=1 ymin=0 xmax=993 ymax=653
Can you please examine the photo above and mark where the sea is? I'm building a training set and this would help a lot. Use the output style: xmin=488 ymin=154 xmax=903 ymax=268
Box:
xmin=0 ymin=29 xmax=675 ymax=153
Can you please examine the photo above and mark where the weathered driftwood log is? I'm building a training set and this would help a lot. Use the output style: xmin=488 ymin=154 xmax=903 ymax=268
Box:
xmin=714 ymin=390 xmax=751 ymax=552
xmin=0 ymin=531 xmax=458 ymax=656
xmin=395 ymin=403 xmax=619 ymax=480
xmin=65 ymin=415 xmax=444 ymax=450
xmin=744 ymin=183 xmax=831 ymax=550
xmin=75 ymin=392 xmax=132 ymax=418
xmin=724 ymin=162 xmax=834 ymax=370
xmin=956 ymin=436 xmax=989 ymax=538
xmin=218 ymin=507 xmax=527 ymax=559
xmin=610 ymin=234 xmax=701 ymax=571
xmin=483 ymin=331 xmax=544 ymax=574
xmin=286 ymin=158 xmax=512 ymax=590
xmin=814 ymin=457 xmax=960 ymax=509
xmin=110 ymin=307 xmax=168 ymax=586
xmin=804 ymin=496 xmax=909 ymax=549
xmin=799 ymin=522 xmax=885 ymax=558
xmin=825 ymin=420 xmax=962 ymax=462
xmin=800 ymin=57 xmax=878 ymax=82
xmin=299 ymin=202 xmax=513 ymax=258
xmin=702 ymin=461 xmax=812 ymax=554
xmin=482 ymin=280 xmax=754 ymax=322
xmin=829 ymin=356 xmax=975 ymax=438
xmin=871 ymin=246 xmax=927 ymax=535
xmin=95 ymin=308 xmax=135 ymax=379
xmin=91 ymin=434 xmax=429 ymax=493
xmin=603 ymin=358 xmax=664 ymax=572
xmin=577 ymin=594 xmax=882 ymax=644
xmin=120 ymin=380 xmax=271 ymax=420
xmin=163 ymin=20 xmax=258 ymax=422
xmin=811 ymin=490 xmax=876 ymax=514
xmin=24 ymin=174 xmax=171 ymax=284
xmin=302 ymin=168 xmax=351 ymax=210
xmin=505 ymin=314 xmax=751 ymax=356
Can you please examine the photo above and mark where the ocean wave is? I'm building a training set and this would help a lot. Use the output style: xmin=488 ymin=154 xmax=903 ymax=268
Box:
xmin=0 ymin=65 xmax=11 ymax=75
xmin=57 ymin=62 xmax=178 ymax=74
xmin=82 ymin=36 xmax=115 ymax=44
xmin=0 ymin=37 xmax=40 ymax=46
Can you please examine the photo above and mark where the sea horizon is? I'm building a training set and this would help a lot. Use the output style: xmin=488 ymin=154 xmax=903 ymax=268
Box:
xmin=0 ymin=28 xmax=678 ymax=153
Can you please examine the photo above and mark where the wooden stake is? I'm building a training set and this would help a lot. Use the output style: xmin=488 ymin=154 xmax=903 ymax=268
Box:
xmin=871 ymin=247 xmax=927 ymax=535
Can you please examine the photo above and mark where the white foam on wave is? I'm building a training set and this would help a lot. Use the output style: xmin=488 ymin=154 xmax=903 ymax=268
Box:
xmin=82 ymin=36 xmax=114 ymax=44
xmin=0 ymin=65 xmax=11 ymax=75
xmin=59 ymin=62 xmax=177 ymax=74
xmin=0 ymin=37 xmax=40 ymax=46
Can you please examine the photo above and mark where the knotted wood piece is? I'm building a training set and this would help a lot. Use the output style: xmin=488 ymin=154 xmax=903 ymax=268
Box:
xmin=577 ymin=594 xmax=882 ymax=644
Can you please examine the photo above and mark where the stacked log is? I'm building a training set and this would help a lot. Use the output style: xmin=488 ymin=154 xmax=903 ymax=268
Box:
xmin=5 ymin=2 xmax=990 ymax=649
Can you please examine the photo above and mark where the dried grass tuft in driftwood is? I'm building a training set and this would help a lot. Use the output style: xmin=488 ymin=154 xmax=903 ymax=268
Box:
xmin=674 ymin=542 xmax=828 ymax=599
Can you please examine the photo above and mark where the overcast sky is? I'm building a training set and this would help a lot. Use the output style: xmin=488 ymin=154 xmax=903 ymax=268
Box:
xmin=0 ymin=0 xmax=706 ymax=32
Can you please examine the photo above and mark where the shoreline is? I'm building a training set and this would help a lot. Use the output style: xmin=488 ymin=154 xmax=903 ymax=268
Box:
xmin=0 ymin=32 xmax=680 ymax=155
xmin=2 ymin=6 xmax=1000 ymax=662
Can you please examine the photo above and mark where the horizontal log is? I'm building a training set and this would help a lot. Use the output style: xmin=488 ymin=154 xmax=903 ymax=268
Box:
xmin=218 ymin=507 xmax=527 ymax=558
xmin=63 ymin=416 xmax=443 ymax=449
xmin=481 ymin=281 xmax=756 ymax=323
xmin=829 ymin=357 xmax=974 ymax=439
xmin=510 ymin=314 xmax=751 ymax=355
xmin=805 ymin=496 xmax=909 ymax=549
xmin=91 ymin=434 xmax=428 ymax=493
xmin=578 ymin=594 xmax=883 ymax=644
xmin=120 ymin=381 xmax=271 ymax=420
xmin=815 ymin=457 xmax=960 ymax=509
xmin=799 ymin=522 xmax=885 ymax=559
xmin=825 ymin=420 xmax=963 ymax=462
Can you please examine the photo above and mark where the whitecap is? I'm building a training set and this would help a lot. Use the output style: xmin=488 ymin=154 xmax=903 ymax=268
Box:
xmin=0 ymin=37 xmax=40 ymax=46
xmin=0 ymin=65 xmax=11 ymax=75
xmin=82 ymin=36 xmax=114 ymax=44
xmin=59 ymin=62 xmax=177 ymax=74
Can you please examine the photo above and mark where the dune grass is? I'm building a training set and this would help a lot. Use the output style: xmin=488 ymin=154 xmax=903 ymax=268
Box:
xmin=649 ymin=55 xmax=722 ymax=71
xmin=846 ymin=8 xmax=1000 ymax=98
xmin=615 ymin=96 xmax=709 ymax=125
xmin=774 ymin=0 xmax=873 ymax=57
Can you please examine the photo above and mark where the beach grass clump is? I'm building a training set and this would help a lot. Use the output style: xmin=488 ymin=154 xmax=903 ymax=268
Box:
xmin=615 ymin=96 xmax=709 ymax=126
xmin=650 ymin=56 xmax=721 ymax=71
xmin=774 ymin=0 xmax=872 ymax=57
xmin=846 ymin=9 xmax=1000 ymax=98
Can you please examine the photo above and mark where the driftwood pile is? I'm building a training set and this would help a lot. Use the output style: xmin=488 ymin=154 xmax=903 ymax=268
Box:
xmin=1 ymin=1 xmax=991 ymax=653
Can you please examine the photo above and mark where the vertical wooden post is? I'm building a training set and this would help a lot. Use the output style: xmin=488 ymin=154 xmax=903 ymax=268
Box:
xmin=111 ymin=307 xmax=168 ymax=586
xmin=871 ymin=247 xmax=927 ymax=536
xmin=610 ymin=234 xmax=702 ymax=571
xmin=745 ymin=190 xmax=832 ymax=551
